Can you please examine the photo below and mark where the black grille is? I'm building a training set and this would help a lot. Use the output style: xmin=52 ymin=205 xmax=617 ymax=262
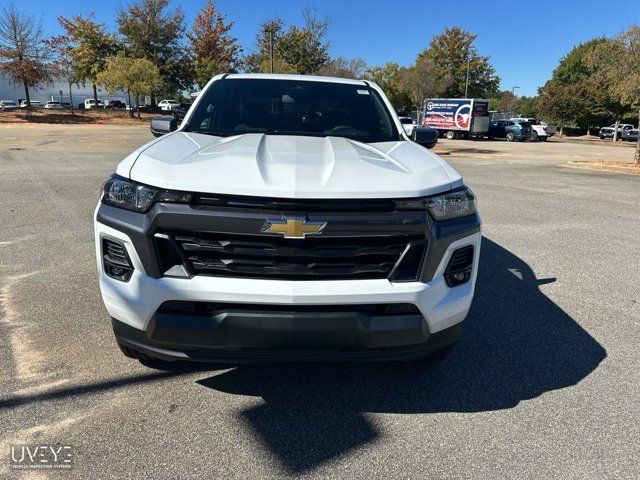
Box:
xmin=446 ymin=246 xmax=474 ymax=272
xmin=192 ymin=194 xmax=399 ymax=212
xmin=157 ymin=232 xmax=426 ymax=281
xmin=104 ymin=239 xmax=129 ymax=266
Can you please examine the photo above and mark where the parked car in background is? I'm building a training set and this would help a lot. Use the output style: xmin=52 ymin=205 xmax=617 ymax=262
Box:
xmin=510 ymin=117 xmax=556 ymax=141
xmin=0 ymin=100 xmax=19 ymax=110
xmin=625 ymin=129 xmax=639 ymax=142
xmin=44 ymin=101 xmax=63 ymax=109
xmin=488 ymin=119 xmax=532 ymax=141
xmin=104 ymin=100 xmax=126 ymax=109
xmin=599 ymin=123 xmax=634 ymax=140
xmin=158 ymin=99 xmax=180 ymax=111
xmin=126 ymin=103 xmax=150 ymax=112
xmin=398 ymin=116 xmax=417 ymax=136
xmin=19 ymin=100 xmax=41 ymax=108
xmin=84 ymin=99 xmax=104 ymax=109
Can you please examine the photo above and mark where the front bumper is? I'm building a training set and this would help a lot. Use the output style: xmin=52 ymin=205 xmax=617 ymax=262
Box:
xmin=95 ymin=201 xmax=481 ymax=362
xmin=112 ymin=309 xmax=463 ymax=363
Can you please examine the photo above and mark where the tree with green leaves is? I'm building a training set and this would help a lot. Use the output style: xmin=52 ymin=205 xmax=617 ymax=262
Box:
xmin=419 ymin=27 xmax=499 ymax=98
xmin=117 ymin=0 xmax=188 ymax=102
xmin=244 ymin=8 xmax=330 ymax=74
xmin=187 ymin=0 xmax=240 ymax=89
xmin=97 ymin=53 xmax=162 ymax=118
xmin=517 ymin=96 xmax=538 ymax=118
xmin=537 ymin=82 xmax=586 ymax=135
xmin=365 ymin=62 xmax=411 ymax=109
xmin=58 ymin=14 xmax=117 ymax=105
xmin=589 ymin=26 xmax=640 ymax=162
xmin=0 ymin=2 xmax=52 ymax=108
xmin=243 ymin=18 xmax=284 ymax=73
xmin=537 ymin=38 xmax=615 ymax=133
xmin=398 ymin=56 xmax=448 ymax=109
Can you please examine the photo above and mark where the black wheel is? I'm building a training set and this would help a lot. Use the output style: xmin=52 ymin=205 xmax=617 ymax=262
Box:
xmin=445 ymin=130 xmax=456 ymax=140
xmin=426 ymin=141 xmax=437 ymax=149
xmin=541 ymin=136 xmax=548 ymax=141
xmin=600 ymin=135 xmax=605 ymax=140
xmin=531 ymin=130 xmax=538 ymax=141
xmin=506 ymin=132 xmax=516 ymax=142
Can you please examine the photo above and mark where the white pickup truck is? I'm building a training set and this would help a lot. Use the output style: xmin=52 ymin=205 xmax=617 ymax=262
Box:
xmin=510 ymin=118 xmax=556 ymax=141
xmin=599 ymin=124 xmax=635 ymax=140
xmin=94 ymin=73 xmax=481 ymax=367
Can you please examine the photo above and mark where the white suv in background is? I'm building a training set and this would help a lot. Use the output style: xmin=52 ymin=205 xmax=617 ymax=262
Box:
xmin=95 ymin=74 xmax=481 ymax=367
xmin=0 ymin=100 xmax=19 ymax=110
xmin=84 ymin=99 xmax=104 ymax=109
xmin=158 ymin=99 xmax=180 ymax=111
xmin=510 ymin=118 xmax=556 ymax=141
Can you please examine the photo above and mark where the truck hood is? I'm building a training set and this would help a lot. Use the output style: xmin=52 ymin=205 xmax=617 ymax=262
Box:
xmin=123 ymin=132 xmax=462 ymax=199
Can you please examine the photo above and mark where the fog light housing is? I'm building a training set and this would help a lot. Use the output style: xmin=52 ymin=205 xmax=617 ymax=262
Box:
xmin=445 ymin=245 xmax=474 ymax=287
xmin=102 ymin=238 xmax=134 ymax=281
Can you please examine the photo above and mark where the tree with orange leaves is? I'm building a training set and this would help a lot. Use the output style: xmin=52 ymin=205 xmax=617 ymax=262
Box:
xmin=187 ymin=0 xmax=240 ymax=89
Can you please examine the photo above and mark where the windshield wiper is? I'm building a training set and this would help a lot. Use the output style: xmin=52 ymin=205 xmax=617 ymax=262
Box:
xmin=192 ymin=130 xmax=232 ymax=137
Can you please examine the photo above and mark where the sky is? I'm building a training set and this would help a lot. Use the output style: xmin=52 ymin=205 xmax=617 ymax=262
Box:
xmin=6 ymin=0 xmax=640 ymax=97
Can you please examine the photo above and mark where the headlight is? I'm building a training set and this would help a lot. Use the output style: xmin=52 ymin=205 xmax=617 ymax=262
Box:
xmin=101 ymin=175 xmax=192 ymax=212
xmin=425 ymin=187 xmax=476 ymax=221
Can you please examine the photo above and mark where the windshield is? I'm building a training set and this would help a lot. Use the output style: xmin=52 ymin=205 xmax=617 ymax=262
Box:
xmin=185 ymin=78 xmax=399 ymax=143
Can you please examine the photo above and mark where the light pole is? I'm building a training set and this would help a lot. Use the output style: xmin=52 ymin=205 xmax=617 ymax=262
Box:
xmin=511 ymin=86 xmax=520 ymax=115
xmin=122 ymin=41 xmax=133 ymax=112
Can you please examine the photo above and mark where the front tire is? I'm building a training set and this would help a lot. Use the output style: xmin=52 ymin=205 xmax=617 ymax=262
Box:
xmin=531 ymin=130 xmax=539 ymax=141
xmin=506 ymin=132 xmax=516 ymax=142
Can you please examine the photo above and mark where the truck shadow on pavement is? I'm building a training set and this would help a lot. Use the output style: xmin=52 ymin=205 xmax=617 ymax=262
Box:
xmin=198 ymin=236 xmax=607 ymax=474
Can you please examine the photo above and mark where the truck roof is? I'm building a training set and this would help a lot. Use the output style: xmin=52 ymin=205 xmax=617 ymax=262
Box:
xmin=217 ymin=73 xmax=369 ymax=86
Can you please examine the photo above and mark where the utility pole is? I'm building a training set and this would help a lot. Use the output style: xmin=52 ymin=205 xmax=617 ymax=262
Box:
xmin=269 ymin=28 xmax=274 ymax=74
xmin=464 ymin=49 xmax=471 ymax=98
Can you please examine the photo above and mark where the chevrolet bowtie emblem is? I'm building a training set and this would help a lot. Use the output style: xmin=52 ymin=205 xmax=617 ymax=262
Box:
xmin=261 ymin=216 xmax=327 ymax=239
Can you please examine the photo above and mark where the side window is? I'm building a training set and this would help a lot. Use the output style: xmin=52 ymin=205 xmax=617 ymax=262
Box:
xmin=507 ymin=121 xmax=514 ymax=126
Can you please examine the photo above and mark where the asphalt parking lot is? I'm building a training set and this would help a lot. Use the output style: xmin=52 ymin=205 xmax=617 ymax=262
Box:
xmin=1 ymin=125 xmax=639 ymax=479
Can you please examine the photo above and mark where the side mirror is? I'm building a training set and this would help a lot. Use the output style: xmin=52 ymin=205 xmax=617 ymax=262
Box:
xmin=150 ymin=116 xmax=177 ymax=137
xmin=412 ymin=126 xmax=438 ymax=149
